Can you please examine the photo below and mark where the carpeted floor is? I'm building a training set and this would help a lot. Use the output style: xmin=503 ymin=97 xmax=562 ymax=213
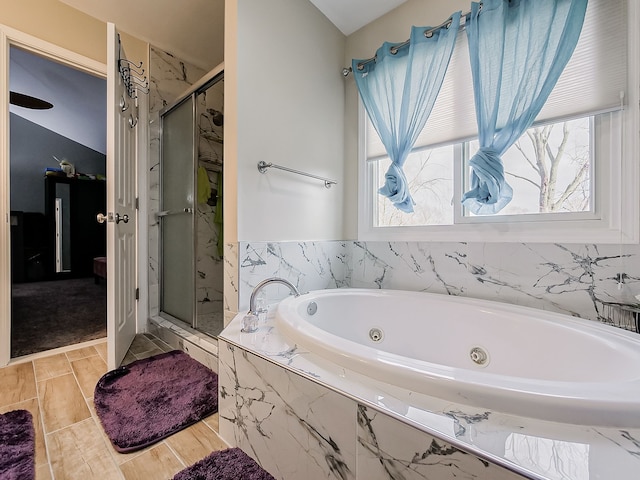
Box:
xmin=11 ymin=277 xmax=106 ymax=357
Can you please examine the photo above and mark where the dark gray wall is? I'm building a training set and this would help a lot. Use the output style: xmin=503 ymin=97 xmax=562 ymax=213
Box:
xmin=10 ymin=113 xmax=106 ymax=214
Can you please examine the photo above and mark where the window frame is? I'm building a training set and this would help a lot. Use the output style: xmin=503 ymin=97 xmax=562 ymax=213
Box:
xmin=357 ymin=3 xmax=640 ymax=245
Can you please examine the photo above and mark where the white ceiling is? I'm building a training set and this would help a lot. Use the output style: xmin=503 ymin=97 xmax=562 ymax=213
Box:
xmin=309 ymin=0 xmax=408 ymax=35
xmin=57 ymin=0 xmax=407 ymax=69
xmin=10 ymin=0 xmax=405 ymax=154
xmin=57 ymin=0 xmax=226 ymax=71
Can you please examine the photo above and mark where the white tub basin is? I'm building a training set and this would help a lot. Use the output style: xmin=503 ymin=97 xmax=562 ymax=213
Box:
xmin=275 ymin=289 xmax=640 ymax=427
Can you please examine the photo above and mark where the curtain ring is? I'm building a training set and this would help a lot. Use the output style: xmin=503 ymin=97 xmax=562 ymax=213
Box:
xmin=390 ymin=46 xmax=399 ymax=55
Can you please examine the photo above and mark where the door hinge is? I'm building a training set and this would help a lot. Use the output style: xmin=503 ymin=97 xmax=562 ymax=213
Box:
xmin=135 ymin=197 xmax=139 ymax=210
xmin=135 ymin=288 xmax=139 ymax=300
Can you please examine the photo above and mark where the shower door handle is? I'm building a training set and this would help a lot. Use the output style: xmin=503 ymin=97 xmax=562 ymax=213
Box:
xmin=156 ymin=207 xmax=193 ymax=217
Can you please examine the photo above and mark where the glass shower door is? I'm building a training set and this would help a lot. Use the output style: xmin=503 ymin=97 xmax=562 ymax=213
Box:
xmin=160 ymin=96 xmax=195 ymax=323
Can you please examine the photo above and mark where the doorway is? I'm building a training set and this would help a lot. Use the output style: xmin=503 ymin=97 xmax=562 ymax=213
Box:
xmin=8 ymin=46 xmax=107 ymax=358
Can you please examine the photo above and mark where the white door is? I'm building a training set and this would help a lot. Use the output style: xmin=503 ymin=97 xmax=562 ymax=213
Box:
xmin=105 ymin=23 xmax=137 ymax=369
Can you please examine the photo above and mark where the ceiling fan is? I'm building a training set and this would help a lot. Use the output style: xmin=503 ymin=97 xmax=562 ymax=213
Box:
xmin=9 ymin=91 xmax=53 ymax=110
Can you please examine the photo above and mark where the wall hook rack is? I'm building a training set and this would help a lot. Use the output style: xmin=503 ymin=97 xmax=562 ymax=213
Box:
xmin=257 ymin=161 xmax=337 ymax=189
xmin=117 ymin=36 xmax=149 ymax=99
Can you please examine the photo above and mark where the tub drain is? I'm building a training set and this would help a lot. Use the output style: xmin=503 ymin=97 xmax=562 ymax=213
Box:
xmin=369 ymin=328 xmax=384 ymax=343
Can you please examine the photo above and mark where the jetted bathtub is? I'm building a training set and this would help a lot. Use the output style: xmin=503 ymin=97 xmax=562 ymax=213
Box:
xmin=274 ymin=289 xmax=640 ymax=427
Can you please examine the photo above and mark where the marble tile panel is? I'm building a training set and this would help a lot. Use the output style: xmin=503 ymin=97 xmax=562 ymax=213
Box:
xmin=357 ymin=404 xmax=523 ymax=480
xmin=219 ymin=340 xmax=356 ymax=480
xmin=238 ymin=241 xmax=349 ymax=310
xmin=348 ymin=241 xmax=640 ymax=324
xmin=224 ymin=242 xmax=239 ymax=316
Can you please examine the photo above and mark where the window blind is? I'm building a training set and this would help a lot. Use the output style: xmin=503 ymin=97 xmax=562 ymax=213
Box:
xmin=366 ymin=0 xmax=627 ymax=159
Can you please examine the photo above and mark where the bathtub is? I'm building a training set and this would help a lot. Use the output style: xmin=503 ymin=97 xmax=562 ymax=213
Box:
xmin=274 ymin=289 xmax=640 ymax=427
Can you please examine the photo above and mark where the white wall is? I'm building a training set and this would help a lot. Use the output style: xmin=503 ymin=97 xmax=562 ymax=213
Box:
xmin=228 ymin=0 xmax=346 ymax=242
xmin=343 ymin=0 xmax=469 ymax=239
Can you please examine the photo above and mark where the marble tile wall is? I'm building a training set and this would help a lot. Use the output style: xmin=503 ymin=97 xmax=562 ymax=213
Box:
xmin=195 ymin=78 xmax=225 ymax=335
xmin=233 ymin=240 xmax=640 ymax=326
xmin=348 ymin=241 xmax=640 ymax=324
xmin=235 ymin=241 xmax=349 ymax=312
xmin=223 ymin=243 xmax=239 ymax=326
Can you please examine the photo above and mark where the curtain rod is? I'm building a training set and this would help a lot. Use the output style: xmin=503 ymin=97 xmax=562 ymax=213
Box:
xmin=342 ymin=6 xmax=480 ymax=78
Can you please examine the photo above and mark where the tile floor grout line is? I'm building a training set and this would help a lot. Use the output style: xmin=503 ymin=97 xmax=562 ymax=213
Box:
xmin=86 ymin=412 xmax=126 ymax=480
xmin=163 ymin=439 xmax=189 ymax=469
xmin=32 ymin=360 xmax=55 ymax=480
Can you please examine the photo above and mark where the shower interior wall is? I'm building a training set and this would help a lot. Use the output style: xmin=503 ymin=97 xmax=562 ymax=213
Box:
xmin=195 ymin=78 xmax=225 ymax=335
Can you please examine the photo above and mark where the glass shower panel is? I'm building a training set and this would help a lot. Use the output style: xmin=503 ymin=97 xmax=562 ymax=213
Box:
xmin=194 ymin=75 xmax=224 ymax=337
xmin=160 ymin=97 xmax=195 ymax=322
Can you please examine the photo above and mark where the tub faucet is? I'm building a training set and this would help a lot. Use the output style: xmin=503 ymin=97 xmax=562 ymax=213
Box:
xmin=242 ymin=277 xmax=300 ymax=333
xmin=249 ymin=277 xmax=300 ymax=314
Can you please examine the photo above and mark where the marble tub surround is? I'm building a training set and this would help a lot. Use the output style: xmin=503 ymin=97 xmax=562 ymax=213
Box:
xmin=357 ymin=405 xmax=521 ymax=480
xmin=219 ymin=311 xmax=640 ymax=480
xmin=235 ymin=241 xmax=640 ymax=328
xmin=219 ymin=340 xmax=356 ymax=479
xmin=348 ymin=241 xmax=640 ymax=325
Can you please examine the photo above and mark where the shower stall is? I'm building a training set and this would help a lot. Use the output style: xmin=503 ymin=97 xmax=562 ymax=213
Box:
xmin=158 ymin=69 xmax=224 ymax=337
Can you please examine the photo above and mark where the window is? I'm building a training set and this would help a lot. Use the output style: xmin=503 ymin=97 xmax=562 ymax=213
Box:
xmin=358 ymin=0 xmax=638 ymax=243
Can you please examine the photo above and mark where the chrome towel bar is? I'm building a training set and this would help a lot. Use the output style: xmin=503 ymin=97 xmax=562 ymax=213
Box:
xmin=257 ymin=161 xmax=337 ymax=189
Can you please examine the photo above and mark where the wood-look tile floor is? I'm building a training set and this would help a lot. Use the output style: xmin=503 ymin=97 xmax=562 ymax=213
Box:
xmin=0 ymin=334 xmax=227 ymax=479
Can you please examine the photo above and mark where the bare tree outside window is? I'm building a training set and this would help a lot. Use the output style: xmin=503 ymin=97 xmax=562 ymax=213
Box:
xmin=467 ymin=117 xmax=591 ymax=216
xmin=375 ymin=117 xmax=592 ymax=227
xmin=376 ymin=146 xmax=454 ymax=227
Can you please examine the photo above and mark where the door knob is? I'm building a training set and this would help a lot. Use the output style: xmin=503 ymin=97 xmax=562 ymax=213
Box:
xmin=115 ymin=213 xmax=129 ymax=224
xmin=96 ymin=213 xmax=109 ymax=224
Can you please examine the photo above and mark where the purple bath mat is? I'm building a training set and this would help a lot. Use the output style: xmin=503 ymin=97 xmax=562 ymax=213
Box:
xmin=174 ymin=447 xmax=276 ymax=480
xmin=0 ymin=409 xmax=35 ymax=480
xmin=94 ymin=350 xmax=218 ymax=453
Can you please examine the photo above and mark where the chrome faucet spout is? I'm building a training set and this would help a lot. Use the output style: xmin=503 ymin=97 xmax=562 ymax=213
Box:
xmin=249 ymin=277 xmax=300 ymax=314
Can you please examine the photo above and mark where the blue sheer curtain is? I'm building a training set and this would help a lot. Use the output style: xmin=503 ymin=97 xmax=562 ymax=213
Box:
xmin=462 ymin=0 xmax=588 ymax=215
xmin=353 ymin=12 xmax=460 ymax=213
